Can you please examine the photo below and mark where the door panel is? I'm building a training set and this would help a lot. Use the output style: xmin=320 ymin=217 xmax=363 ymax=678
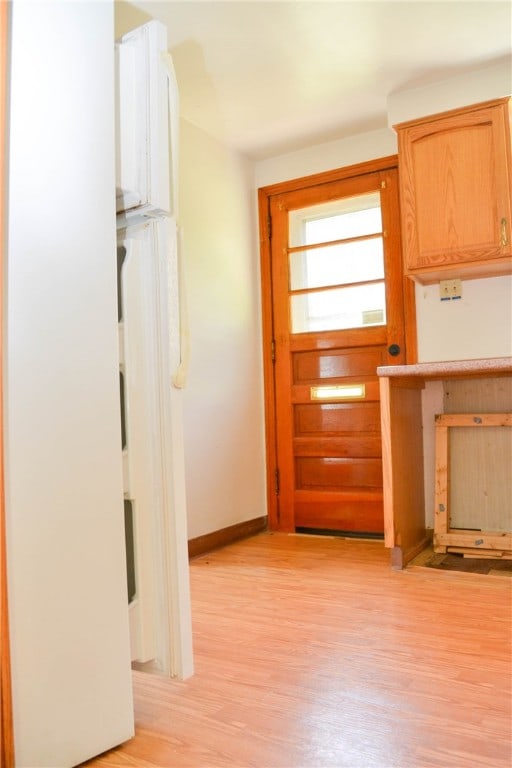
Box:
xmin=296 ymin=457 xmax=382 ymax=489
xmin=294 ymin=402 xmax=381 ymax=435
xmin=294 ymin=497 xmax=384 ymax=531
xmin=293 ymin=346 xmax=385 ymax=380
xmin=264 ymin=163 xmax=410 ymax=534
xmin=294 ymin=437 xmax=382 ymax=458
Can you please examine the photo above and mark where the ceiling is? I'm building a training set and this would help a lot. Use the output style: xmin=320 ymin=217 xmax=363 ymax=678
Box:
xmin=123 ymin=1 xmax=512 ymax=160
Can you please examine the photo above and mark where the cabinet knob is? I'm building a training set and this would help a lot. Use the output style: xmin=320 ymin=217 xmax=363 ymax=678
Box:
xmin=388 ymin=344 xmax=401 ymax=357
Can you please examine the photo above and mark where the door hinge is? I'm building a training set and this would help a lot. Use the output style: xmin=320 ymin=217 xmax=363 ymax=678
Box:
xmin=274 ymin=467 xmax=280 ymax=495
xmin=380 ymin=180 xmax=386 ymax=189
xmin=267 ymin=212 xmax=272 ymax=241
xmin=271 ymin=339 xmax=276 ymax=362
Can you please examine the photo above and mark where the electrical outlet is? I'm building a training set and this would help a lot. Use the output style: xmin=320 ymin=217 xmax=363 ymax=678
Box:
xmin=439 ymin=279 xmax=462 ymax=301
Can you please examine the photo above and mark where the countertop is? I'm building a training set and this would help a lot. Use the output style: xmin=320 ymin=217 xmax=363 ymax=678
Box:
xmin=377 ymin=356 xmax=512 ymax=379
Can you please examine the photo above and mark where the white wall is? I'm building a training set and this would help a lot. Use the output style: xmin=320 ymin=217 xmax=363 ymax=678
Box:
xmin=180 ymin=119 xmax=267 ymax=539
xmin=416 ymin=277 xmax=512 ymax=362
xmin=255 ymin=127 xmax=397 ymax=189
xmin=6 ymin=3 xmax=133 ymax=765
xmin=387 ymin=57 xmax=512 ymax=127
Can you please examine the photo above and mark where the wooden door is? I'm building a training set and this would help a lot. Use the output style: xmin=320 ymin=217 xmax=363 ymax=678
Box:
xmin=259 ymin=159 xmax=414 ymax=534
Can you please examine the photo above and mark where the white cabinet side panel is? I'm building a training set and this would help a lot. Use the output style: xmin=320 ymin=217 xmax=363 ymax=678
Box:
xmin=6 ymin=2 xmax=134 ymax=765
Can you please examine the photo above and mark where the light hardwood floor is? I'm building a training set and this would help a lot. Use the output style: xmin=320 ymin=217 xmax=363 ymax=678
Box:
xmin=83 ymin=532 xmax=512 ymax=768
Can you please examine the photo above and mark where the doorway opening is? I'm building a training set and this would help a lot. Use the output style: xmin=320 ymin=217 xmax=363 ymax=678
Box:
xmin=258 ymin=157 xmax=416 ymax=535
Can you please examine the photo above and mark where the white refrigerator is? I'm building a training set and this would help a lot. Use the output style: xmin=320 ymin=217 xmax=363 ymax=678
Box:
xmin=115 ymin=20 xmax=193 ymax=680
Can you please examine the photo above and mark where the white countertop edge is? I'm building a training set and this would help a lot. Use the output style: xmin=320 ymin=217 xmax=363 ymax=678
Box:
xmin=377 ymin=357 xmax=512 ymax=378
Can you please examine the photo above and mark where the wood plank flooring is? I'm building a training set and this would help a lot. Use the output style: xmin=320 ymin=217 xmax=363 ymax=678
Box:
xmin=82 ymin=532 xmax=512 ymax=768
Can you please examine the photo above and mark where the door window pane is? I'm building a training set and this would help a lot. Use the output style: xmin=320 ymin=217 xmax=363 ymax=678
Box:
xmin=291 ymin=283 xmax=386 ymax=333
xmin=289 ymin=237 xmax=384 ymax=291
xmin=289 ymin=192 xmax=382 ymax=247
xmin=288 ymin=190 xmax=385 ymax=333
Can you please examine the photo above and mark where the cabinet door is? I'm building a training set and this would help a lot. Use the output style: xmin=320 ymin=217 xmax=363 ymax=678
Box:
xmin=398 ymin=100 xmax=512 ymax=281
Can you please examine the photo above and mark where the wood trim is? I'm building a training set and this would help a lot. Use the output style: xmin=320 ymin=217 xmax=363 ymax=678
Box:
xmin=402 ymin=274 xmax=417 ymax=364
xmin=258 ymin=187 xmax=279 ymax=529
xmin=258 ymin=154 xmax=399 ymax=197
xmin=188 ymin=517 xmax=268 ymax=560
xmin=393 ymin=97 xmax=510 ymax=131
xmin=436 ymin=412 xmax=512 ymax=428
xmin=0 ymin=1 xmax=14 ymax=765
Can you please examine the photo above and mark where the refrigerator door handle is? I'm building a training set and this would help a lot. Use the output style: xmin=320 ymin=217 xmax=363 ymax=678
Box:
xmin=172 ymin=225 xmax=189 ymax=389
xmin=162 ymin=51 xmax=180 ymax=220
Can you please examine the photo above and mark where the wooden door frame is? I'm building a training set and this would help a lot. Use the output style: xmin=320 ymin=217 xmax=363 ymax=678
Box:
xmin=0 ymin=1 xmax=14 ymax=765
xmin=258 ymin=155 xmax=418 ymax=531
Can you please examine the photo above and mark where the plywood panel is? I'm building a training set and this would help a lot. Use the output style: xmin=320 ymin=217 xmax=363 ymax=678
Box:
xmin=444 ymin=377 xmax=512 ymax=412
xmin=449 ymin=425 xmax=512 ymax=530
xmin=443 ymin=379 xmax=512 ymax=532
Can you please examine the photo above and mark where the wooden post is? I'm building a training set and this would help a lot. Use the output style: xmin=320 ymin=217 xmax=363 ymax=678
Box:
xmin=433 ymin=418 xmax=449 ymax=553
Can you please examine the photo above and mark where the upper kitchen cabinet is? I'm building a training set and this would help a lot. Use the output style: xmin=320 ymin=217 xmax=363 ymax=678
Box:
xmin=116 ymin=21 xmax=179 ymax=222
xmin=396 ymin=98 xmax=512 ymax=283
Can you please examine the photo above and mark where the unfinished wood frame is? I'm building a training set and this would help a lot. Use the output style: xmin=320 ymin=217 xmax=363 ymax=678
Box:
xmin=433 ymin=413 xmax=512 ymax=556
